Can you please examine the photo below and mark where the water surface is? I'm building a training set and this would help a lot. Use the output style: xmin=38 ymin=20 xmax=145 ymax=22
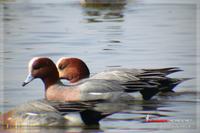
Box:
xmin=0 ymin=0 xmax=199 ymax=132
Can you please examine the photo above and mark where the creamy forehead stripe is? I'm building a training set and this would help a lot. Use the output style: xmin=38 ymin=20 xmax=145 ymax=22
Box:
xmin=28 ymin=57 xmax=40 ymax=72
xmin=56 ymin=57 xmax=69 ymax=67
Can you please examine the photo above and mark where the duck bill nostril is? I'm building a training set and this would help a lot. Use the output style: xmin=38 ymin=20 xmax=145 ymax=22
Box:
xmin=22 ymin=73 xmax=34 ymax=87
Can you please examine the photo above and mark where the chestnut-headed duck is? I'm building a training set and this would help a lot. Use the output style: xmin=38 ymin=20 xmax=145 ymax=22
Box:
xmin=22 ymin=57 xmax=151 ymax=102
xmin=56 ymin=57 xmax=189 ymax=97
xmin=0 ymin=99 xmax=120 ymax=127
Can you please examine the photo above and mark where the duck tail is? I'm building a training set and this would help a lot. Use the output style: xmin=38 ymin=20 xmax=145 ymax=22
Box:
xmin=159 ymin=78 xmax=192 ymax=92
xmin=120 ymin=76 xmax=192 ymax=100
xmin=139 ymin=77 xmax=192 ymax=100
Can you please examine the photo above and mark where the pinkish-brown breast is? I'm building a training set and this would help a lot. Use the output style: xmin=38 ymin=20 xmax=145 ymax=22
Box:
xmin=46 ymin=85 xmax=81 ymax=102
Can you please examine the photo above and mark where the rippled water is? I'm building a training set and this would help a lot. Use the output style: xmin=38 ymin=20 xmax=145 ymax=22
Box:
xmin=0 ymin=0 xmax=199 ymax=132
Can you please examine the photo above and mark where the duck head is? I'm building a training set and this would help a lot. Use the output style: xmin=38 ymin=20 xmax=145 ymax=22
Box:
xmin=22 ymin=57 xmax=59 ymax=89
xmin=56 ymin=57 xmax=90 ymax=83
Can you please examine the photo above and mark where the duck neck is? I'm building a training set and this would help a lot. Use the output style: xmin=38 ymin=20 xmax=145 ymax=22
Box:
xmin=70 ymin=66 xmax=90 ymax=83
xmin=42 ymin=73 xmax=59 ymax=90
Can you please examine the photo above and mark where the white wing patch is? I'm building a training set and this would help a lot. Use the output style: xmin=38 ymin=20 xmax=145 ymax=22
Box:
xmin=28 ymin=57 xmax=40 ymax=72
xmin=25 ymin=112 xmax=38 ymax=116
xmin=89 ymin=92 xmax=103 ymax=95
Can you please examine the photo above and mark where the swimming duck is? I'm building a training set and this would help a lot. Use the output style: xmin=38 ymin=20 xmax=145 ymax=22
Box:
xmin=56 ymin=57 xmax=189 ymax=99
xmin=22 ymin=57 xmax=154 ymax=102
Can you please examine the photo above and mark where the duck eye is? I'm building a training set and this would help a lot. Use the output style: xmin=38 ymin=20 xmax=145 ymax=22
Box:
xmin=59 ymin=65 xmax=65 ymax=70
xmin=33 ymin=65 xmax=42 ymax=70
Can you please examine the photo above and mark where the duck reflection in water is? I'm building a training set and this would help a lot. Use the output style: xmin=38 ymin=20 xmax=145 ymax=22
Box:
xmin=0 ymin=99 xmax=130 ymax=127
xmin=81 ymin=0 xmax=126 ymax=23
xmin=80 ymin=0 xmax=127 ymax=51
xmin=80 ymin=0 xmax=127 ymax=7
xmin=0 ymin=98 xmax=167 ymax=129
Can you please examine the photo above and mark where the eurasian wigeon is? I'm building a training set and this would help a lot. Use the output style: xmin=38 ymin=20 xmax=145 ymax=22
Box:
xmin=0 ymin=99 xmax=120 ymax=127
xmin=56 ymin=57 xmax=189 ymax=98
xmin=22 ymin=57 xmax=153 ymax=102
